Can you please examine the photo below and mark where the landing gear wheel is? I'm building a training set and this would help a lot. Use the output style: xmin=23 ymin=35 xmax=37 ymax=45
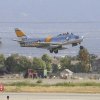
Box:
xmin=50 ymin=49 xmax=53 ymax=53
xmin=54 ymin=49 xmax=58 ymax=54
xmin=80 ymin=46 xmax=84 ymax=50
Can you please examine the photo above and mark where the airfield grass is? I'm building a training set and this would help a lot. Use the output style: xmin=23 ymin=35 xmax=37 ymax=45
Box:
xmin=4 ymin=81 xmax=100 ymax=93
xmin=4 ymin=86 xmax=100 ymax=93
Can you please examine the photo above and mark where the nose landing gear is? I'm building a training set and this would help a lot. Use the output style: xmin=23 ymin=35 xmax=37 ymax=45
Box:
xmin=80 ymin=46 xmax=84 ymax=50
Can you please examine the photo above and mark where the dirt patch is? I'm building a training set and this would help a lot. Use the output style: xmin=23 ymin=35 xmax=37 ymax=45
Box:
xmin=5 ymin=86 xmax=100 ymax=93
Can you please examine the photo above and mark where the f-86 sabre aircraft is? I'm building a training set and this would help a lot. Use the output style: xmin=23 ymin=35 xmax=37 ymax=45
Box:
xmin=15 ymin=28 xmax=83 ymax=54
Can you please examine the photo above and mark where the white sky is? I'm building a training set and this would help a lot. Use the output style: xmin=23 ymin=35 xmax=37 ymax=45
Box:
xmin=0 ymin=0 xmax=100 ymax=22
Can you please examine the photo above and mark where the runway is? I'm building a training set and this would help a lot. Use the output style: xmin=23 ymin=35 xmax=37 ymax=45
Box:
xmin=0 ymin=93 xmax=100 ymax=100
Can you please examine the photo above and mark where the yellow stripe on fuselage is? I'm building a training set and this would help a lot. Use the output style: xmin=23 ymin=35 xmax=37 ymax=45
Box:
xmin=45 ymin=36 xmax=52 ymax=42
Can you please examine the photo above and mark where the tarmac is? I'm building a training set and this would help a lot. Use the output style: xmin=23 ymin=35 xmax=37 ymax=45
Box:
xmin=0 ymin=93 xmax=100 ymax=100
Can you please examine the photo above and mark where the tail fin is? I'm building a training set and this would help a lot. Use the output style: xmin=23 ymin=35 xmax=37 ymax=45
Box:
xmin=15 ymin=28 xmax=27 ymax=43
xmin=15 ymin=28 xmax=27 ymax=47
xmin=15 ymin=28 xmax=26 ymax=37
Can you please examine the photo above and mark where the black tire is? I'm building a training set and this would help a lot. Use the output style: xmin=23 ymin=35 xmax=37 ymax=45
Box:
xmin=54 ymin=49 xmax=58 ymax=54
xmin=80 ymin=46 xmax=84 ymax=50
xmin=50 ymin=49 xmax=53 ymax=53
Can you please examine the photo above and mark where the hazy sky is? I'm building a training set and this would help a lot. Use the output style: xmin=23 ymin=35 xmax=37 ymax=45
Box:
xmin=0 ymin=0 xmax=100 ymax=56
xmin=0 ymin=0 xmax=100 ymax=22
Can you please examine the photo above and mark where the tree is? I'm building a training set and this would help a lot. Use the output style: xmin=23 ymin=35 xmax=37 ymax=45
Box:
xmin=33 ymin=57 xmax=46 ymax=70
xmin=60 ymin=56 xmax=71 ymax=70
xmin=42 ymin=54 xmax=52 ymax=71
xmin=0 ymin=54 xmax=5 ymax=68
xmin=42 ymin=54 xmax=52 ymax=63
xmin=5 ymin=54 xmax=32 ymax=73
xmin=52 ymin=63 xmax=59 ymax=73
xmin=78 ymin=46 xmax=91 ymax=72
xmin=46 ymin=62 xmax=52 ymax=72
xmin=15 ymin=56 xmax=33 ymax=72
xmin=5 ymin=54 xmax=18 ymax=72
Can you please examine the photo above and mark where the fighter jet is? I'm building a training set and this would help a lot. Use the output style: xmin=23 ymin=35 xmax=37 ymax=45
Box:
xmin=15 ymin=28 xmax=83 ymax=54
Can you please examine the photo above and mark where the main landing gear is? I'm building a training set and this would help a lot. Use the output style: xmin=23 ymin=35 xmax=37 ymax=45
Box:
xmin=49 ymin=49 xmax=58 ymax=54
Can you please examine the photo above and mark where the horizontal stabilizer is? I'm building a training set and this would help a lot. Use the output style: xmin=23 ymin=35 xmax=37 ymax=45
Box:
xmin=13 ymin=39 xmax=23 ymax=42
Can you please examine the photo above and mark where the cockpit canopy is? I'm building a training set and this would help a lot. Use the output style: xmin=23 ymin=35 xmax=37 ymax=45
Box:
xmin=57 ymin=32 xmax=79 ymax=39
xmin=57 ymin=32 xmax=70 ymax=37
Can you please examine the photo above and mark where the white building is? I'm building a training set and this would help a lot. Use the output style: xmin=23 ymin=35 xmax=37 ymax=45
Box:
xmin=60 ymin=69 xmax=73 ymax=79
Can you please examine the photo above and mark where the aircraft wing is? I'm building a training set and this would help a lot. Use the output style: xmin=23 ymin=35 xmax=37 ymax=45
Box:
xmin=36 ymin=40 xmax=75 ymax=46
xmin=35 ymin=41 xmax=68 ymax=50
xmin=13 ymin=39 xmax=22 ymax=42
xmin=36 ymin=42 xmax=62 ymax=45
xmin=36 ymin=38 xmax=82 ymax=49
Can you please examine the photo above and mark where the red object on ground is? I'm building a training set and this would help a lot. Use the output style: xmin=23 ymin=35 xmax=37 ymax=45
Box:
xmin=0 ymin=83 xmax=4 ymax=92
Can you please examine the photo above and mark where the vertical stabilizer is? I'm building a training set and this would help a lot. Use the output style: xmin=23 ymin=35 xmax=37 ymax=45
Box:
xmin=15 ymin=28 xmax=27 ymax=41
xmin=15 ymin=28 xmax=26 ymax=37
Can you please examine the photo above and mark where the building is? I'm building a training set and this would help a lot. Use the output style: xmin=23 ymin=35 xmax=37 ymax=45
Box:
xmin=60 ymin=69 xmax=73 ymax=79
